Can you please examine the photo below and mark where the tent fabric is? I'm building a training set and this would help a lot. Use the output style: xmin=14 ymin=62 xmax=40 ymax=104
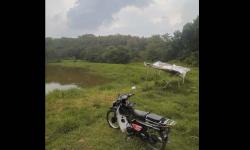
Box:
xmin=144 ymin=61 xmax=191 ymax=81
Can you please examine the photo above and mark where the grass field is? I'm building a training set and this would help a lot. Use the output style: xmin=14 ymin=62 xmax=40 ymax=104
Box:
xmin=46 ymin=60 xmax=199 ymax=150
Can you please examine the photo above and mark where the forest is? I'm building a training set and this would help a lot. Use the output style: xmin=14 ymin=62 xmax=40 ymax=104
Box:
xmin=46 ymin=16 xmax=198 ymax=66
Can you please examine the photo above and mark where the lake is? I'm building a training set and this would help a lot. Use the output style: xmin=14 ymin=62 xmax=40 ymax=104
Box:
xmin=46 ymin=65 xmax=109 ymax=94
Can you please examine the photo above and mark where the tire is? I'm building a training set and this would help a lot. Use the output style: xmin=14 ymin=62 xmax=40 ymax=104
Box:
xmin=147 ymin=129 xmax=168 ymax=150
xmin=148 ymin=137 xmax=167 ymax=150
xmin=160 ymin=140 xmax=167 ymax=150
xmin=159 ymin=131 xmax=168 ymax=150
xmin=106 ymin=110 xmax=119 ymax=129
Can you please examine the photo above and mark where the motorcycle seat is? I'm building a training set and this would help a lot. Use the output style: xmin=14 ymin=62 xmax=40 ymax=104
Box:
xmin=146 ymin=113 xmax=165 ymax=123
xmin=133 ymin=109 xmax=149 ymax=121
xmin=133 ymin=109 xmax=166 ymax=124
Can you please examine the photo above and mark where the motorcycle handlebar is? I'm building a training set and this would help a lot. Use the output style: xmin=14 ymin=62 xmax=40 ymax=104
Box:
xmin=118 ymin=93 xmax=135 ymax=103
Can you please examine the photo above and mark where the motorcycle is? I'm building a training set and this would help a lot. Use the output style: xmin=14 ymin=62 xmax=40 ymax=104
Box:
xmin=106 ymin=92 xmax=176 ymax=150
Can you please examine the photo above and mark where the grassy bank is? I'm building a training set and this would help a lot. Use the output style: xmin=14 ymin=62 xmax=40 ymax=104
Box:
xmin=46 ymin=60 xmax=199 ymax=150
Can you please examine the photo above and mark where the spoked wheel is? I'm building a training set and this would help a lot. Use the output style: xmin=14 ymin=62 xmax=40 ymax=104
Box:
xmin=107 ymin=110 xmax=119 ymax=129
xmin=146 ymin=129 xmax=168 ymax=150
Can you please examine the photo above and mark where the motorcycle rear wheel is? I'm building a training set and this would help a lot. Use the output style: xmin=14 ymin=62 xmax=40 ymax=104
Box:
xmin=107 ymin=110 xmax=119 ymax=129
xmin=146 ymin=129 xmax=168 ymax=150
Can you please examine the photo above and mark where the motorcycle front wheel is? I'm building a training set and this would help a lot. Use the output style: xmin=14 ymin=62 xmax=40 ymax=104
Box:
xmin=107 ymin=110 xmax=119 ymax=129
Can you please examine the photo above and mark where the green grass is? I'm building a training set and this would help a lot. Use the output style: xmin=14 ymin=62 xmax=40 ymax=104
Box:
xmin=46 ymin=60 xmax=199 ymax=150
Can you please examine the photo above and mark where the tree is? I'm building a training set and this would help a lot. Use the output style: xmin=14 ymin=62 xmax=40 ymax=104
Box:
xmin=102 ymin=46 xmax=130 ymax=64
xmin=45 ymin=16 xmax=199 ymax=65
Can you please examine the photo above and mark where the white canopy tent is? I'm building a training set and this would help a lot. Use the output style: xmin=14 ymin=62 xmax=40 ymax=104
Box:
xmin=144 ymin=61 xmax=191 ymax=83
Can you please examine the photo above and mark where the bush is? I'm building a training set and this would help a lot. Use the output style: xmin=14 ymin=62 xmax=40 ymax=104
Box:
xmin=102 ymin=46 xmax=131 ymax=64
xmin=182 ymin=52 xmax=199 ymax=67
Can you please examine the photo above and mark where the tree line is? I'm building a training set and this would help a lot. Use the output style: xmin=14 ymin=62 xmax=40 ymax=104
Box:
xmin=46 ymin=16 xmax=198 ymax=66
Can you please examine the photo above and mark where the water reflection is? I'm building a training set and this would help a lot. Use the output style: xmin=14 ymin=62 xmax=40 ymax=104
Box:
xmin=46 ymin=82 xmax=78 ymax=94
xmin=46 ymin=65 xmax=108 ymax=87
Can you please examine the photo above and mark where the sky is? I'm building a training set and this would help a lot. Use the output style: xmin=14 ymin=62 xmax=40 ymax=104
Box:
xmin=46 ymin=0 xmax=199 ymax=38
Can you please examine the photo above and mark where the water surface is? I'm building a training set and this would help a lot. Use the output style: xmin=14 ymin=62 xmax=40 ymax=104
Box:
xmin=46 ymin=82 xmax=78 ymax=94
xmin=46 ymin=65 xmax=109 ymax=87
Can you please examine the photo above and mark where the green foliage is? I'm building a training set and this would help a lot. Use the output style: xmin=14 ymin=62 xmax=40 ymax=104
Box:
xmin=46 ymin=16 xmax=199 ymax=66
xmin=182 ymin=51 xmax=199 ymax=67
xmin=102 ymin=46 xmax=130 ymax=64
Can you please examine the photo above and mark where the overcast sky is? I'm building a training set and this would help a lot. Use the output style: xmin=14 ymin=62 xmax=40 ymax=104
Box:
xmin=46 ymin=0 xmax=199 ymax=38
